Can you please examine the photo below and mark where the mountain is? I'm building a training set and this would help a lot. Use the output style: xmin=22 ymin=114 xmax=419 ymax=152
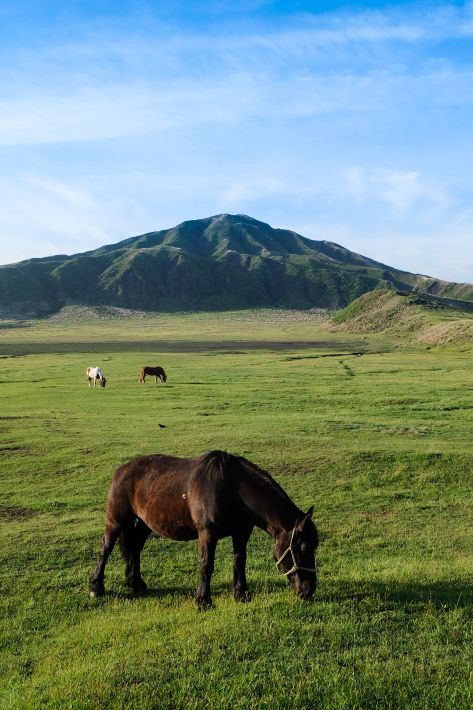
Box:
xmin=1 ymin=214 xmax=472 ymax=317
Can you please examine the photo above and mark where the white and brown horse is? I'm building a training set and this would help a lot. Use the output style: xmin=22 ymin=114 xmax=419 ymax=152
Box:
xmin=87 ymin=367 xmax=107 ymax=388
xmin=139 ymin=366 xmax=166 ymax=384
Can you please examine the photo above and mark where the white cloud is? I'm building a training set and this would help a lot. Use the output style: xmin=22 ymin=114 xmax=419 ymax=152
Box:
xmin=342 ymin=167 xmax=450 ymax=213
xmin=221 ymin=177 xmax=321 ymax=205
xmin=1 ymin=63 xmax=471 ymax=149
xmin=376 ymin=170 xmax=449 ymax=212
xmin=0 ymin=175 xmax=135 ymax=263
xmin=1 ymin=4 xmax=473 ymax=147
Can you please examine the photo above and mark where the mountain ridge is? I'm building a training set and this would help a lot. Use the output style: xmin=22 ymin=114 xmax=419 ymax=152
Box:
xmin=1 ymin=214 xmax=471 ymax=317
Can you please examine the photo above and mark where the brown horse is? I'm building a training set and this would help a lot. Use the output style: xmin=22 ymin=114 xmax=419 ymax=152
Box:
xmin=89 ymin=450 xmax=318 ymax=609
xmin=139 ymin=366 xmax=166 ymax=384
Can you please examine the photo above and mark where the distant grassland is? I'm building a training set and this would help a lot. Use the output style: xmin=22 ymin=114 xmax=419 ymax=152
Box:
xmin=0 ymin=310 xmax=472 ymax=708
xmin=0 ymin=306 xmax=335 ymax=343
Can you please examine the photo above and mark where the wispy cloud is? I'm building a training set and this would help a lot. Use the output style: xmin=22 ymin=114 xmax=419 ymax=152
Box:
xmin=0 ymin=175 xmax=134 ymax=263
xmin=1 ymin=65 xmax=472 ymax=148
xmin=342 ymin=167 xmax=451 ymax=212
xmin=1 ymin=4 xmax=473 ymax=147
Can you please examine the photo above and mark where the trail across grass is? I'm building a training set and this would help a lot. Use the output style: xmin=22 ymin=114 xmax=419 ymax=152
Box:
xmin=0 ymin=311 xmax=472 ymax=708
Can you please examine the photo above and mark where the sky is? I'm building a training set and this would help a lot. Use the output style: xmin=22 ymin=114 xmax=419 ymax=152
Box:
xmin=0 ymin=1 xmax=472 ymax=282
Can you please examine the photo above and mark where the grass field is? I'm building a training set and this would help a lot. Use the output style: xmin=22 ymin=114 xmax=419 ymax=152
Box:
xmin=1 ymin=309 xmax=472 ymax=708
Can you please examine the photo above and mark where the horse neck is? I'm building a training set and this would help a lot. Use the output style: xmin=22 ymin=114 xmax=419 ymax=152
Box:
xmin=238 ymin=467 xmax=302 ymax=537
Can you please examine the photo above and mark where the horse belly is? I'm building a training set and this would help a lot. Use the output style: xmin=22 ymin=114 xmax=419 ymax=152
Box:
xmin=137 ymin=498 xmax=197 ymax=541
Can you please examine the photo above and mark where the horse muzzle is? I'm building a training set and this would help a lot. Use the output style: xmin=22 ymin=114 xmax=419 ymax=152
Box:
xmin=297 ymin=577 xmax=316 ymax=600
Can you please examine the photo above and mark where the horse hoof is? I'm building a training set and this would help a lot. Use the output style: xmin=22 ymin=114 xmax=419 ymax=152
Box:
xmin=132 ymin=582 xmax=148 ymax=596
xmin=197 ymin=599 xmax=214 ymax=611
xmin=234 ymin=590 xmax=252 ymax=603
xmin=127 ymin=577 xmax=147 ymax=595
xmin=89 ymin=581 xmax=105 ymax=597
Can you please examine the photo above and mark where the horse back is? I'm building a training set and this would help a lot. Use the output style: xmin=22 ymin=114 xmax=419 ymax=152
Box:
xmin=105 ymin=451 xmax=244 ymax=540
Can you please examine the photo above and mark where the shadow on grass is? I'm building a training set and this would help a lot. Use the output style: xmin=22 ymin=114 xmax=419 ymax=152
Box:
xmin=102 ymin=586 xmax=195 ymax=601
xmin=0 ymin=340 xmax=363 ymax=356
xmin=95 ymin=577 xmax=473 ymax=609
xmin=101 ymin=579 xmax=240 ymax=602
xmin=318 ymin=579 xmax=473 ymax=608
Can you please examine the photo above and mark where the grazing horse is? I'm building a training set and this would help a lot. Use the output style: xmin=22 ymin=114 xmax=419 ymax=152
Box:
xmin=86 ymin=367 xmax=107 ymax=388
xmin=89 ymin=450 xmax=318 ymax=609
xmin=139 ymin=365 xmax=166 ymax=384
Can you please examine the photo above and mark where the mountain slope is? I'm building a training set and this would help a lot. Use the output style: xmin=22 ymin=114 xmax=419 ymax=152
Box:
xmin=332 ymin=289 xmax=473 ymax=345
xmin=0 ymin=214 xmax=471 ymax=316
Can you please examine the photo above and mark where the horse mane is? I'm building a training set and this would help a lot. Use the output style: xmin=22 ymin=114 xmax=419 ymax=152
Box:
xmin=236 ymin=455 xmax=296 ymax=508
xmin=196 ymin=451 xmax=296 ymax=510
xmin=196 ymin=450 xmax=232 ymax=480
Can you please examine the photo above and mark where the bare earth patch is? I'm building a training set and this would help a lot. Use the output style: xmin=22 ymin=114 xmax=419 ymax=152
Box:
xmin=0 ymin=505 xmax=38 ymax=521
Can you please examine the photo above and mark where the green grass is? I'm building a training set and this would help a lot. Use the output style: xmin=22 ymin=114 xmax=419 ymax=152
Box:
xmin=0 ymin=310 xmax=472 ymax=708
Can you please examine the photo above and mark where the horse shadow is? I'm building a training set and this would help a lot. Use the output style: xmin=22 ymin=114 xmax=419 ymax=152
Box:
xmin=100 ymin=580 xmax=231 ymax=602
xmin=317 ymin=579 xmax=473 ymax=608
xmin=93 ymin=577 xmax=472 ymax=609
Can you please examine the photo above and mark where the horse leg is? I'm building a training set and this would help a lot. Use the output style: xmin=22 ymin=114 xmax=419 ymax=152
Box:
xmin=89 ymin=523 xmax=121 ymax=597
xmin=232 ymin=528 xmax=252 ymax=602
xmin=119 ymin=519 xmax=151 ymax=594
xmin=196 ymin=528 xmax=218 ymax=610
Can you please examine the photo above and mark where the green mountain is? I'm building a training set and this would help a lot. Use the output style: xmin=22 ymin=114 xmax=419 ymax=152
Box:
xmin=1 ymin=214 xmax=472 ymax=317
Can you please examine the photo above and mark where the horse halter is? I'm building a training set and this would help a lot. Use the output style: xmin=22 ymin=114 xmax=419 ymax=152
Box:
xmin=275 ymin=522 xmax=317 ymax=577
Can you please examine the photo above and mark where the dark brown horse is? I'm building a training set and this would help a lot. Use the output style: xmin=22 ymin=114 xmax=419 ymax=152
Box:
xmin=89 ymin=450 xmax=318 ymax=609
xmin=139 ymin=366 xmax=166 ymax=384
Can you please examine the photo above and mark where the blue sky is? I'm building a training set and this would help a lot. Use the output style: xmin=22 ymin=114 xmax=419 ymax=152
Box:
xmin=0 ymin=1 xmax=472 ymax=282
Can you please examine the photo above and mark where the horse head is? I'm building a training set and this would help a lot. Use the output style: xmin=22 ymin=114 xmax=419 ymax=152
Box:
xmin=274 ymin=507 xmax=318 ymax=600
xmin=100 ymin=377 xmax=107 ymax=387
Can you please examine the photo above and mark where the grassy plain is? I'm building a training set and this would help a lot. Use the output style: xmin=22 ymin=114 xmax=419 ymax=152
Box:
xmin=1 ymin=308 xmax=472 ymax=709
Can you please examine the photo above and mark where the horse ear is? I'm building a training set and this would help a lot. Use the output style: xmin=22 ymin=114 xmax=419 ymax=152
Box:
xmin=297 ymin=506 xmax=314 ymax=530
